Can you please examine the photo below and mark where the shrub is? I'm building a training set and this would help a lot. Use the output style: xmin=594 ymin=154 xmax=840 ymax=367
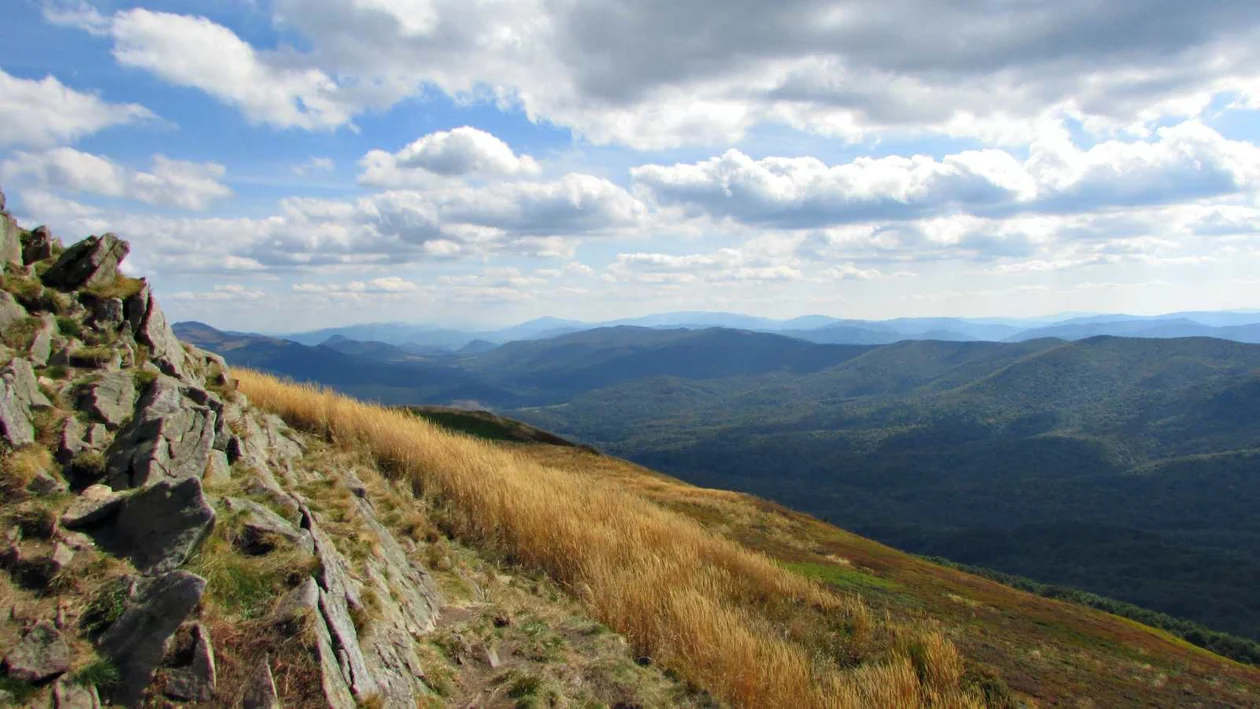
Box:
xmin=56 ymin=316 xmax=83 ymax=339
xmin=0 ymin=446 xmax=52 ymax=497
xmin=69 ymin=346 xmax=115 ymax=368
xmin=85 ymin=275 xmax=145 ymax=300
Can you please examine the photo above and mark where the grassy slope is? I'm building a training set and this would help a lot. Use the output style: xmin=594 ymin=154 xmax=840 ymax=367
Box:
xmin=412 ymin=408 xmax=1260 ymax=708
xmin=237 ymin=371 xmax=989 ymax=709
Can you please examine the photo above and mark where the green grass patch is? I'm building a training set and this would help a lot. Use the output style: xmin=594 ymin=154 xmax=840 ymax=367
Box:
xmin=782 ymin=561 xmax=900 ymax=593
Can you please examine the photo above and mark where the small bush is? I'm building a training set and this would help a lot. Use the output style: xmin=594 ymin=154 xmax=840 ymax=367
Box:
xmin=0 ymin=446 xmax=52 ymax=497
xmin=56 ymin=316 xmax=83 ymax=339
xmin=133 ymin=368 xmax=159 ymax=390
xmin=44 ymin=364 xmax=69 ymax=380
xmin=72 ymin=659 xmax=120 ymax=689
xmin=81 ymin=577 xmax=131 ymax=636
xmin=85 ymin=275 xmax=145 ymax=301
xmin=69 ymin=451 xmax=107 ymax=482
xmin=0 ymin=273 xmax=43 ymax=305
xmin=69 ymin=346 xmax=115 ymax=368
xmin=11 ymin=501 xmax=59 ymax=538
xmin=1 ymin=316 xmax=40 ymax=350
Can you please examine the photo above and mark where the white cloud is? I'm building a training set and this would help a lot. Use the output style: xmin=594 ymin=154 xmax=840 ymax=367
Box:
xmin=168 ymin=284 xmax=265 ymax=301
xmin=359 ymin=126 xmax=540 ymax=186
xmin=2 ymin=148 xmax=231 ymax=210
xmin=108 ymin=9 xmax=358 ymax=130
xmin=0 ymin=68 xmax=154 ymax=148
xmin=633 ymin=121 xmax=1260 ymax=227
xmin=55 ymin=0 xmax=1260 ymax=148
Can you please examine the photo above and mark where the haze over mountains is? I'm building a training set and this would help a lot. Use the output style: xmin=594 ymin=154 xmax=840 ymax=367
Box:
xmin=257 ymin=309 xmax=1260 ymax=354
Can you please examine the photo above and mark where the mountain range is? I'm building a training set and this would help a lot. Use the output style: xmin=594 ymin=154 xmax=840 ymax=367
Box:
xmin=177 ymin=318 xmax=1260 ymax=648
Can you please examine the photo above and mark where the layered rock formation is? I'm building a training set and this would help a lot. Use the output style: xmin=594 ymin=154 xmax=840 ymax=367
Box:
xmin=0 ymin=193 xmax=440 ymax=706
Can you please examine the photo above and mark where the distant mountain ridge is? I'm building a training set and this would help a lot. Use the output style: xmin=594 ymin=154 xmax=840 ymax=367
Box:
xmin=248 ymin=308 xmax=1260 ymax=352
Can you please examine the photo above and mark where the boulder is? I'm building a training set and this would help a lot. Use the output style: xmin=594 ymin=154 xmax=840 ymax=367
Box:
xmin=204 ymin=450 xmax=231 ymax=486
xmin=27 ymin=469 xmax=68 ymax=496
xmin=0 ymin=291 xmax=27 ymax=331
xmin=241 ymin=656 xmax=281 ymax=709
xmin=0 ymin=213 xmax=21 ymax=266
xmin=2 ymin=620 xmax=70 ymax=682
xmin=223 ymin=497 xmax=314 ymax=555
xmin=94 ymin=477 xmax=215 ymax=574
xmin=60 ymin=484 xmax=124 ymax=528
xmin=87 ymin=297 xmax=124 ymax=330
xmin=53 ymin=678 xmax=103 ymax=709
xmin=161 ymin=623 xmax=216 ymax=702
xmin=41 ymin=233 xmax=130 ymax=291
xmin=97 ymin=570 xmax=206 ymax=707
xmin=124 ymin=284 xmax=186 ymax=377
xmin=22 ymin=225 xmax=54 ymax=265
xmin=2 ymin=358 xmax=52 ymax=410
xmin=0 ymin=374 xmax=35 ymax=447
xmin=303 ymin=509 xmax=377 ymax=701
xmin=104 ymin=376 xmax=218 ymax=490
xmin=57 ymin=416 xmax=87 ymax=464
xmin=81 ymin=371 xmax=136 ymax=429
xmin=28 ymin=314 xmax=56 ymax=366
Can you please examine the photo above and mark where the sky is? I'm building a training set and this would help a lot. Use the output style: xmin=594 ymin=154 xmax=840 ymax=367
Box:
xmin=1 ymin=0 xmax=1259 ymax=333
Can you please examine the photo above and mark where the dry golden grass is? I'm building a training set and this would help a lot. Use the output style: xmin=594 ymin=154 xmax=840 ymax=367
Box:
xmin=236 ymin=370 xmax=983 ymax=708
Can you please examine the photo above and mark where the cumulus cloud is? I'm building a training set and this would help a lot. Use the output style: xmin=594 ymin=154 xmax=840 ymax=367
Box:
xmin=633 ymin=121 xmax=1260 ymax=227
xmin=0 ymin=68 xmax=154 ymax=148
xmin=2 ymin=148 xmax=231 ymax=211
xmin=106 ymin=9 xmax=360 ymax=130
xmin=55 ymin=0 xmax=1260 ymax=148
xmin=168 ymin=284 xmax=265 ymax=301
xmin=359 ymin=126 xmax=541 ymax=186
xmin=12 ymin=172 xmax=642 ymax=274
xmin=606 ymin=249 xmax=804 ymax=285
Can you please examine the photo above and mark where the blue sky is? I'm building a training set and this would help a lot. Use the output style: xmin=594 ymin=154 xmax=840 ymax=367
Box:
xmin=2 ymin=0 xmax=1259 ymax=332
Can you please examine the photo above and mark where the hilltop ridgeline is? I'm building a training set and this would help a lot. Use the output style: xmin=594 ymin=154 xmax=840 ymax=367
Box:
xmin=0 ymin=195 xmax=443 ymax=707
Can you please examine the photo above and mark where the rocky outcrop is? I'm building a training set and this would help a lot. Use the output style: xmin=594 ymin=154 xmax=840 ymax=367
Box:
xmin=0 ymin=220 xmax=444 ymax=707
xmin=97 ymin=571 xmax=206 ymax=707
xmin=160 ymin=622 xmax=216 ymax=702
xmin=41 ymin=233 xmax=129 ymax=291
xmin=80 ymin=371 xmax=136 ymax=428
xmin=124 ymin=284 xmax=186 ymax=377
xmin=104 ymin=376 xmax=220 ymax=490
xmin=23 ymin=225 xmax=54 ymax=265
xmin=92 ymin=478 xmax=216 ymax=574
xmin=0 ymin=213 xmax=21 ymax=266
xmin=2 ymin=620 xmax=71 ymax=682
xmin=241 ymin=657 xmax=280 ymax=709
xmin=0 ymin=291 xmax=26 ymax=331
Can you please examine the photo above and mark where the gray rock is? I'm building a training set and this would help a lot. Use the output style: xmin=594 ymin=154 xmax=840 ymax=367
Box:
xmin=87 ymin=297 xmax=124 ymax=330
xmin=53 ymin=678 xmax=103 ymax=709
xmin=0 ymin=213 xmax=21 ymax=266
xmin=0 ymin=291 xmax=26 ymax=331
xmin=104 ymin=376 xmax=217 ymax=490
xmin=98 ymin=570 xmax=206 ymax=707
xmin=60 ymin=485 xmax=124 ymax=528
xmin=94 ymin=477 xmax=215 ymax=574
xmin=223 ymin=497 xmax=313 ymax=555
xmin=241 ymin=656 xmax=281 ymax=709
xmin=3 ymin=357 xmax=52 ymax=410
xmin=57 ymin=416 xmax=87 ymax=464
xmin=48 ymin=341 xmax=77 ymax=368
xmin=124 ymin=284 xmax=185 ymax=377
xmin=22 ymin=225 xmax=54 ymax=265
xmin=41 ymin=233 xmax=130 ymax=291
xmin=162 ymin=623 xmax=216 ymax=702
xmin=27 ymin=469 xmax=68 ymax=496
xmin=204 ymin=450 xmax=230 ymax=486
xmin=81 ymin=371 xmax=136 ymax=428
xmin=85 ymin=423 xmax=109 ymax=449
xmin=2 ymin=620 xmax=70 ymax=682
xmin=273 ymin=578 xmax=355 ymax=709
xmin=28 ymin=315 xmax=56 ymax=366
xmin=304 ymin=511 xmax=376 ymax=701
xmin=0 ymin=374 xmax=35 ymax=447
